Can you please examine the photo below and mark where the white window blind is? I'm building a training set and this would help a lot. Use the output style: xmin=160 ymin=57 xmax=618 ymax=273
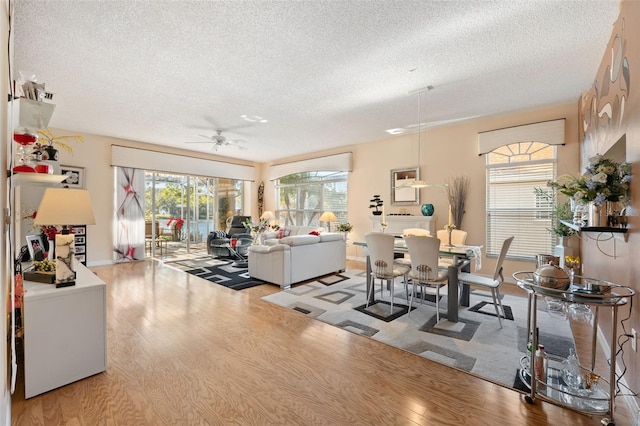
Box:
xmin=486 ymin=161 xmax=556 ymax=260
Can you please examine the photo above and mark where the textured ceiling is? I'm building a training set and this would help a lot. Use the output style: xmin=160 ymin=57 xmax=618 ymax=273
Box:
xmin=12 ymin=0 xmax=620 ymax=163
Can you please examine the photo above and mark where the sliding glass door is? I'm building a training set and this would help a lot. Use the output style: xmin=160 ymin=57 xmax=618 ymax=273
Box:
xmin=144 ymin=172 xmax=244 ymax=258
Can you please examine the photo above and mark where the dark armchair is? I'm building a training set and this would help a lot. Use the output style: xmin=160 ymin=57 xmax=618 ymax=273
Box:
xmin=206 ymin=215 xmax=253 ymax=258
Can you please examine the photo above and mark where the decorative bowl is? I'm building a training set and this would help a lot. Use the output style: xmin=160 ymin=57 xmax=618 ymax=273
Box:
xmin=533 ymin=262 xmax=570 ymax=290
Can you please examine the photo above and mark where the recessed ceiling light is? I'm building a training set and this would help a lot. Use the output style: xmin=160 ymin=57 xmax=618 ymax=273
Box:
xmin=386 ymin=128 xmax=406 ymax=135
xmin=241 ymin=115 xmax=268 ymax=123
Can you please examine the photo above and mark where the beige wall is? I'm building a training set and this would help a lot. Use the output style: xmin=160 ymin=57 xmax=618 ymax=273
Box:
xmin=578 ymin=0 xmax=640 ymax=407
xmin=261 ymin=102 xmax=580 ymax=280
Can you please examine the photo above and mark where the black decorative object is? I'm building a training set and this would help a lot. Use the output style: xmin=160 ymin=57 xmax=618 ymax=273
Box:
xmin=369 ymin=195 xmax=383 ymax=215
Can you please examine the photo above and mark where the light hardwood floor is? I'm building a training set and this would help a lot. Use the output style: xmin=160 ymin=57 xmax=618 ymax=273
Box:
xmin=11 ymin=259 xmax=633 ymax=425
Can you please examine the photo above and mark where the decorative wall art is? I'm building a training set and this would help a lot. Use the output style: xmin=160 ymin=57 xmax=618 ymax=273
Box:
xmin=60 ymin=165 xmax=85 ymax=188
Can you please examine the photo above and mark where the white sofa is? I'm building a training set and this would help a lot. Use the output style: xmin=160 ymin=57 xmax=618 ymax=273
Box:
xmin=248 ymin=226 xmax=346 ymax=289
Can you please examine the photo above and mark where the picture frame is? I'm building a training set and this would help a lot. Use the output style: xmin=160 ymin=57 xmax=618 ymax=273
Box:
xmin=60 ymin=165 xmax=85 ymax=188
xmin=391 ymin=167 xmax=420 ymax=205
xmin=26 ymin=234 xmax=45 ymax=261
xmin=71 ymin=226 xmax=86 ymax=235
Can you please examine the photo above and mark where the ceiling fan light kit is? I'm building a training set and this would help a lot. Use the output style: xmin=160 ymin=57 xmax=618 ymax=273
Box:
xmin=184 ymin=130 xmax=248 ymax=151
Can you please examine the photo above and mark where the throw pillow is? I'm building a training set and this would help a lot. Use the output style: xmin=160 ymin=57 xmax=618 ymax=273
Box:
xmin=277 ymin=228 xmax=291 ymax=238
xmin=211 ymin=230 xmax=227 ymax=239
xmin=308 ymin=230 xmax=320 ymax=236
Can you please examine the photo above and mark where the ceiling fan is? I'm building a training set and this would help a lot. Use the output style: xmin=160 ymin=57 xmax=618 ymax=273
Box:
xmin=185 ymin=130 xmax=248 ymax=151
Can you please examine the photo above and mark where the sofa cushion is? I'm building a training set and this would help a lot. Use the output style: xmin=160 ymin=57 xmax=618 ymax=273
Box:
xmin=279 ymin=235 xmax=321 ymax=246
xmin=319 ymin=232 xmax=344 ymax=242
xmin=263 ymin=231 xmax=279 ymax=240
xmin=249 ymin=244 xmax=289 ymax=253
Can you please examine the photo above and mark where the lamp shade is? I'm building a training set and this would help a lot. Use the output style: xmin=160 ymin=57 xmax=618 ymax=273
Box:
xmin=33 ymin=188 xmax=96 ymax=226
xmin=260 ymin=210 xmax=275 ymax=221
xmin=319 ymin=211 xmax=338 ymax=223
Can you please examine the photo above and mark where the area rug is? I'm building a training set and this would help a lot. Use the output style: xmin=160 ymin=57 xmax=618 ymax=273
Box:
xmin=262 ymin=269 xmax=576 ymax=391
xmin=165 ymin=257 xmax=266 ymax=290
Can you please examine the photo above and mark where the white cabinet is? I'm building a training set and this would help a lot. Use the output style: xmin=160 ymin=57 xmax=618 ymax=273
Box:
xmin=369 ymin=215 xmax=435 ymax=236
xmin=22 ymin=263 xmax=107 ymax=398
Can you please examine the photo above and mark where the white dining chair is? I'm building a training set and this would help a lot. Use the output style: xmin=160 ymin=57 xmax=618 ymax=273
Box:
xmin=404 ymin=236 xmax=448 ymax=322
xmin=364 ymin=232 xmax=410 ymax=313
xmin=436 ymin=229 xmax=468 ymax=246
xmin=457 ymin=236 xmax=514 ymax=328
xmin=403 ymin=228 xmax=430 ymax=237
xmin=437 ymin=229 xmax=469 ymax=267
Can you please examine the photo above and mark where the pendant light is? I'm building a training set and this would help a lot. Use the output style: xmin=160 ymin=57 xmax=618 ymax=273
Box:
xmin=411 ymin=89 xmax=427 ymax=188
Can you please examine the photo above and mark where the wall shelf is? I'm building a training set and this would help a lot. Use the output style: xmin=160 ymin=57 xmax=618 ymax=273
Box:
xmin=10 ymin=173 xmax=66 ymax=188
xmin=560 ymin=220 xmax=628 ymax=241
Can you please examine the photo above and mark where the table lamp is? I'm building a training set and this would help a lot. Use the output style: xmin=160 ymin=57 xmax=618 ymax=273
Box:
xmin=33 ymin=187 xmax=96 ymax=287
xmin=319 ymin=211 xmax=338 ymax=232
xmin=260 ymin=210 xmax=276 ymax=225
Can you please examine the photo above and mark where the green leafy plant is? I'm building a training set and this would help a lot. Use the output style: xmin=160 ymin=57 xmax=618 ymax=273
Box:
xmin=337 ymin=222 xmax=353 ymax=232
xmin=534 ymin=188 xmax=576 ymax=237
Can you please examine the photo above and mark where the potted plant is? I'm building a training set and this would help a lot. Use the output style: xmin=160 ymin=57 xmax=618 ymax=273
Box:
xmin=369 ymin=195 xmax=383 ymax=215
xmin=533 ymin=188 xmax=577 ymax=238
xmin=337 ymin=222 xmax=353 ymax=241
xmin=34 ymin=128 xmax=84 ymax=161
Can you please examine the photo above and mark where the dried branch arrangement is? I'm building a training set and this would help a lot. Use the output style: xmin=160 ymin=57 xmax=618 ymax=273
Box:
xmin=447 ymin=176 xmax=470 ymax=229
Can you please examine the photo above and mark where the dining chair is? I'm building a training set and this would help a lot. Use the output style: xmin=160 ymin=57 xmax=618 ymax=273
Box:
xmin=437 ymin=229 xmax=469 ymax=267
xmin=364 ymin=232 xmax=410 ymax=313
xmin=436 ymin=229 xmax=468 ymax=246
xmin=404 ymin=236 xmax=448 ymax=322
xmin=457 ymin=236 xmax=514 ymax=328
xmin=403 ymin=228 xmax=430 ymax=237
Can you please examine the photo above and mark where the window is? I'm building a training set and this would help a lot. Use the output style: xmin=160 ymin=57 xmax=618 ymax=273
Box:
xmin=275 ymin=171 xmax=348 ymax=227
xmin=486 ymin=142 xmax=557 ymax=260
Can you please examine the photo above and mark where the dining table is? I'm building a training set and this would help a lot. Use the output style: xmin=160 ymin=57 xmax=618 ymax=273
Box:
xmin=353 ymin=238 xmax=482 ymax=323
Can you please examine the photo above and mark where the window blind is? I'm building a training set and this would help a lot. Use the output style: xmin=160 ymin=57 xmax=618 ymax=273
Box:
xmin=486 ymin=162 xmax=556 ymax=260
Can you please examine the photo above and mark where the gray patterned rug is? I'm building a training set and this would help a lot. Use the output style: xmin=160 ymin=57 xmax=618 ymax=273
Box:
xmin=262 ymin=269 xmax=576 ymax=391
xmin=165 ymin=257 xmax=265 ymax=290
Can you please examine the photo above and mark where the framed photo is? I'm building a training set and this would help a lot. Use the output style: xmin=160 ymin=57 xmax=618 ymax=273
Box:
xmin=71 ymin=226 xmax=86 ymax=235
xmin=74 ymin=245 xmax=86 ymax=254
xmin=74 ymin=236 xmax=86 ymax=245
xmin=75 ymin=254 xmax=86 ymax=264
xmin=60 ymin=165 xmax=85 ymax=188
xmin=391 ymin=167 xmax=420 ymax=205
xmin=26 ymin=234 xmax=45 ymax=261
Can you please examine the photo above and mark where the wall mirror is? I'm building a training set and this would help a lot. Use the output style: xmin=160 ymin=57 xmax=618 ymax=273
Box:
xmin=391 ymin=167 xmax=420 ymax=205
